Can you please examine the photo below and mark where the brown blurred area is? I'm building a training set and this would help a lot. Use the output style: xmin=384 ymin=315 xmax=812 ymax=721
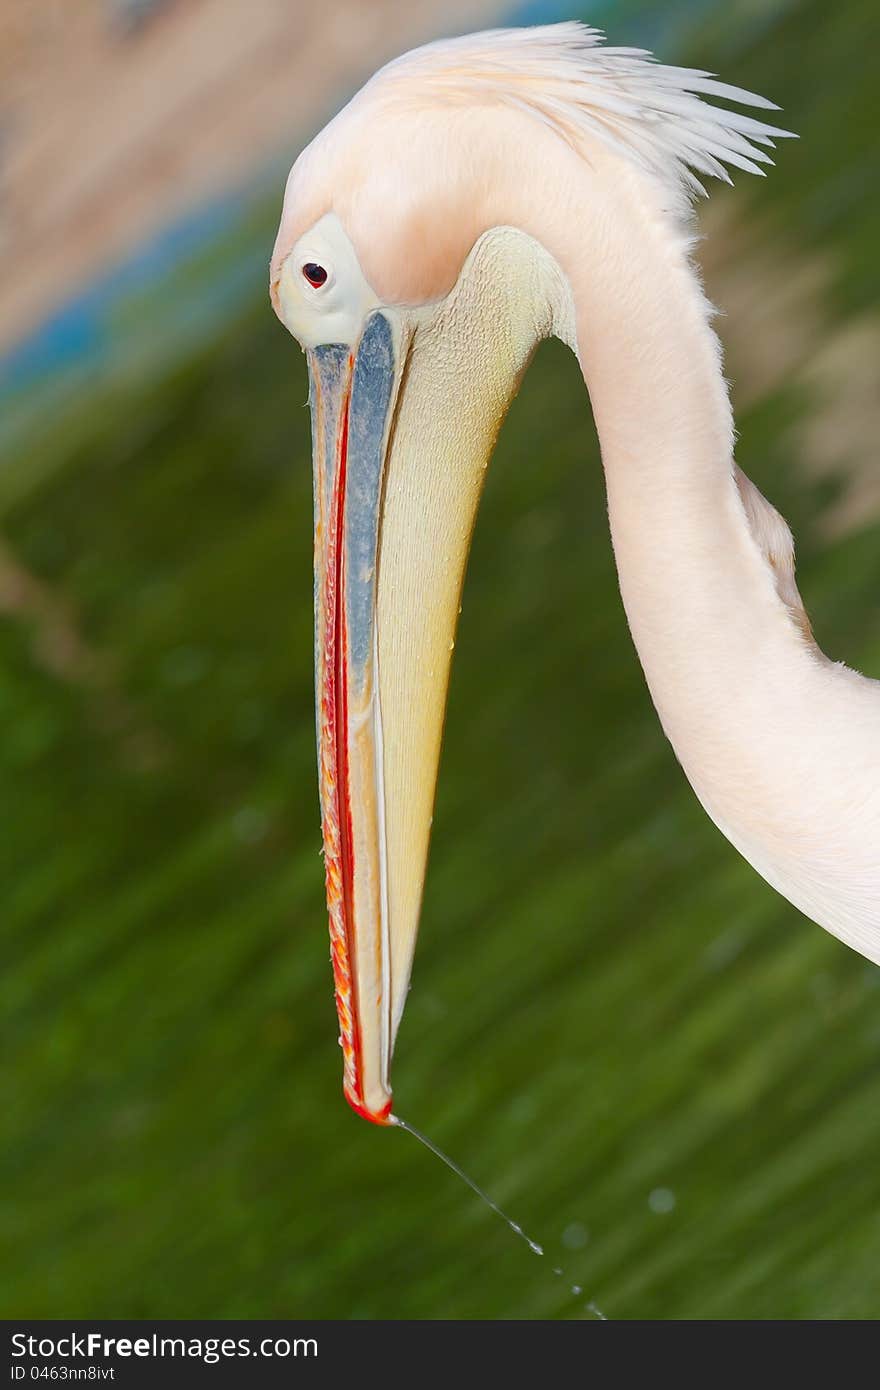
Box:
xmin=0 ymin=0 xmax=502 ymax=355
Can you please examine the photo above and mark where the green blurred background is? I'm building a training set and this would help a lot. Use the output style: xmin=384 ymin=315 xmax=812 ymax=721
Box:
xmin=2 ymin=0 xmax=879 ymax=1319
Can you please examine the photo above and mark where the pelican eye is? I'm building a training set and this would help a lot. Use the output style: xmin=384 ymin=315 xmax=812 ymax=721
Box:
xmin=303 ymin=263 xmax=328 ymax=288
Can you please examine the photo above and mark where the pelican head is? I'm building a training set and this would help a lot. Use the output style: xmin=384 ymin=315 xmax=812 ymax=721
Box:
xmin=270 ymin=25 xmax=819 ymax=1122
xmin=269 ymin=33 xmax=591 ymax=1123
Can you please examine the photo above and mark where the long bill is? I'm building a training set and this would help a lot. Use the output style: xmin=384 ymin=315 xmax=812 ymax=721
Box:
xmin=308 ymin=313 xmax=399 ymax=1124
xmin=306 ymin=232 xmax=557 ymax=1123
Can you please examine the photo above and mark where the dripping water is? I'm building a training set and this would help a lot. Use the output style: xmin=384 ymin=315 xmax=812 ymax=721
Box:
xmin=390 ymin=1113 xmax=544 ymax=1255
xmin=390 ymin=1112 xmax=605 ymax=1317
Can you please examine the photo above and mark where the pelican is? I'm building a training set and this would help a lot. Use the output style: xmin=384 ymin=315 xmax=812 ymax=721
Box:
xmin=270 ymin=23 xmax=880 ymax=1124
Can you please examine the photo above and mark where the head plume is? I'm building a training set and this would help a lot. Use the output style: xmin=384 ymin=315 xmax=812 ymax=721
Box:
xmin=368 ymin=22 xmax=795 ymax=208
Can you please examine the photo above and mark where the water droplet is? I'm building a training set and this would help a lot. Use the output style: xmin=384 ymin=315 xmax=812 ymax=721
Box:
xmin=562 ymin=1221 xmax=589 ymax=1250
xmin=648 ymin=1187 xmax=676 ymax=1214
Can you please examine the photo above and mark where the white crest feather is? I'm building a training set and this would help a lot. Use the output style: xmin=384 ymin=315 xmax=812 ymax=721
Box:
xmin=371 ymin=22 xmax=796 ymax=209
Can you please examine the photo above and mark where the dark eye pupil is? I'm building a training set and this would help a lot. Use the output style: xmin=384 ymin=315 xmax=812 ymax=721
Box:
xmin=303 ymin=263 xmax=328 ymax=288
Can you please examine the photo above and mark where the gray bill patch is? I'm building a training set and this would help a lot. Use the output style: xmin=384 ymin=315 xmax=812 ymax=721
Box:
xmin=344 ymin=312 xmax=396 ymax=692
